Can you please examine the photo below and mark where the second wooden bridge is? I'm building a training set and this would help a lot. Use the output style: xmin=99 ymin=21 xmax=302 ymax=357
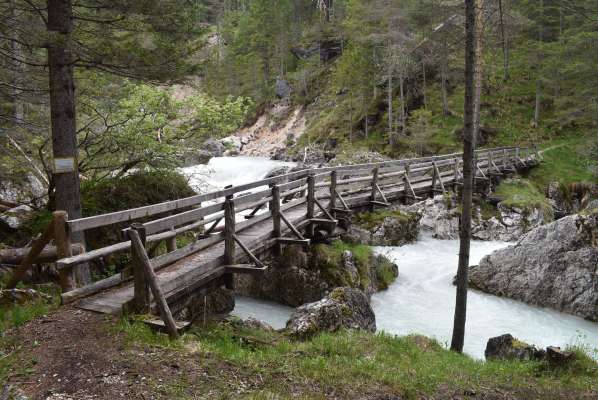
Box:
xmin=7 ymin=146 xmax=539 ymax=327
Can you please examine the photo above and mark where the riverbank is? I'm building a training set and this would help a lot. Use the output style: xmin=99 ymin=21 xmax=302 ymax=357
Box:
xmin=1 ymin=307 xmax=597 ymax=399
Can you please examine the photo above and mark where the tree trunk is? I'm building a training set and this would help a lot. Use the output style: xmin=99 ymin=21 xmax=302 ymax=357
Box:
xmin=441 ymin=35 xmax=450 ymax=116
xmin=422 ymin=60 xmax=427 ymax=109
xmin=533 ymin=0 xmax=543 ymax=128
xmin=451 ymin=0 xmax=483 ymax=354
xmin=387 ymin=68 xmax=393 ymax=136
xmin=399 ymin=70 xmax=406 ymax=134
xmin=10 ymin=0 xmax=24 ymax=124
xmin=498 ymin=0 xmax=509 ymax=81
xmin=47 ymin=0 xmax=90 ymax=285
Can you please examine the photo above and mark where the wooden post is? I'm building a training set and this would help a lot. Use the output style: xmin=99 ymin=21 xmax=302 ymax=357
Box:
xmin=130 ymin=223 xmax=150 ymax=313
xmin=223 ymin=188 xmax=236 ymax=289
xmin=431 ymin=161 xmax=437 ymax=195
xmin=329 ymin=170 xmax=337 ymax=215
xmin=271 ymin=184 xmax=281 ymax=256
xmin=503 ymin=148 xmax=508 ymax=169
xmin=166 ymin=233 xmax=177 ymax=253
xmin=453 ymin=158 xmax=460 ymax=191
xmin=515 ymin=146 xmax=520 ymax=161
xmin=473 ymin=153 xmax=478 ymax=190
xmin=488 ymin=150 xmax=493 ymax=175
xmin=53 ymin=211 xmax=75 ymax=292
xmin=370 ymin=167 xmax=379 ymax=211
xmin=307 ymin=172 xmax=315 ymax=237
xmin=129 ymin=229 xmax=178 ymax=340
xmin=403 ymin=164 xmax=410 ymax=200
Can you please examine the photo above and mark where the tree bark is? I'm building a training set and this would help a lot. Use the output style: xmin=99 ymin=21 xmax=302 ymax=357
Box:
xmin=533 ymin=0 xmax=543 ymax=128
xmin=399 ymin=70 xmax=406 ymax=134
xmin=498 ymin=0 xmax=509 ymax=81
xmin=441 ymin=34 xmax=450 ymax=116
xmin=451 ymin=0 xmax=483 ymax=354
xmin=47 ymin=0 xmax=90 ymax=285
xmin=387 ymin=67 xmax=393 ymax=135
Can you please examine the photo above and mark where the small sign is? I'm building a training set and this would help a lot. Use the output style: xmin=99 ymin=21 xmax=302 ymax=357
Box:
xmin=54 ymin=157 xmax=75 ymax=173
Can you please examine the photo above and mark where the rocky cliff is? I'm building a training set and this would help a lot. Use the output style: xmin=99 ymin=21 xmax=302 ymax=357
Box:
xmin=469 ymin=211 xmax=598 ymax=320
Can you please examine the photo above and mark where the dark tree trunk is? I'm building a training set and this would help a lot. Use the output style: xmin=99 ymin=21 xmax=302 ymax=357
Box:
xmin=498 ymin=0 xmax=509 ymax=81
xmin=533 ymin=0 xmax=543 ymax=128
xmin=47 ymin=0 xmax=90 ymax=285
xmin=451 ymin=0 xmax=482 ymax=354
xmin=441 ymin=35 xmax=450 ymax=116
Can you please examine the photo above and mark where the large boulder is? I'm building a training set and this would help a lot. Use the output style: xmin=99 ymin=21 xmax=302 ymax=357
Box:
xmin=485 ymin=334 xmax=543 ymax=361
xmin=469 ymin=211 xmax=598 ymax=320
xmin=285 ymin=287 xmax=376 ymax=338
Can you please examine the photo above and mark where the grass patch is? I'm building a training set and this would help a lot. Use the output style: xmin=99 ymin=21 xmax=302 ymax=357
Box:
xmin=526 ymin=136 xmax=597 ymax=189
xmin=494 ymin=178 xmax=552 ymax=216
xmin=313 ymin=240 xmax=373 ymax=290
xmin=126 ymin=321 xmax=598 ymax=399
xmin=0 ymin=300 xmax=51 ymax=334
xmin=353 ymin=209 xmax=416 ymax=231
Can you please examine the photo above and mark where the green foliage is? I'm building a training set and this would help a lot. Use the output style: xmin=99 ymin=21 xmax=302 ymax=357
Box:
xmin=80 ymin=170 xmax=196 ymax=271
xmin=77 ymin=76 xmax=251 ymax=179
xmin=81 ymin=170 xmax=195 ymax=217
xmin=0 ymin=300 xmax=51 ymax=334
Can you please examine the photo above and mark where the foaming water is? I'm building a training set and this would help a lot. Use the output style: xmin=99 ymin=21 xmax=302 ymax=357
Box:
xmin=371 ymin=235 xmax=598 ymax=358
xmin=180 ymin=156 xmax=296 ymax=193
xmin=231 ymin=296 xmax=294 ymax=330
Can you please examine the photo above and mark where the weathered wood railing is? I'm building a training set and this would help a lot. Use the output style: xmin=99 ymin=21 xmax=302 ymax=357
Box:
xmin=5 ymin=146 xmax=538 ymax=311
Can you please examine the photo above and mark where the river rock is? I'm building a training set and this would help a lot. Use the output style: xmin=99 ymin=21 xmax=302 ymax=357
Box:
xmin=546 ymin=346 xmax=575 ymax=368
xmin=0 ymin=204 xmax=34 ymax=230
xmin=285 ymin=287 xmax=376 ymax=338
xmin=220 ymin=135 xmax=242 ymax=156
xmin=485 ymin=334 xmax=543 ymax=361
xmin=343 ymin=210 xmax=420 ymax=246
xmin=401 ymin=194 xmax=546 ymax=242
xmin=0 ymin=174 xmax=46 ymax=208
xmin=469 ymin=211 xmax=598 ymax=320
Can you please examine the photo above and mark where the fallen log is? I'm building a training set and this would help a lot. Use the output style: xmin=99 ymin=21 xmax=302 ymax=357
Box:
xmin=0 ymin=244 xmax=85 ymax=265
xmin=0 ymin=199 xmax=18 ymax=209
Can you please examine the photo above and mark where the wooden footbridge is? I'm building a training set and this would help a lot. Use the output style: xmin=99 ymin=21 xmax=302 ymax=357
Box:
xmin=7 ymin=146 xmax=539 ymax=334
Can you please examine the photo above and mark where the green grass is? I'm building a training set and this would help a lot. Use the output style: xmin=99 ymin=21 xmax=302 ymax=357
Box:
xmin=526 ymin=136 xmax=597 ymax=189
xmin=494 ymin=178 xmax=552 ymax=215
xmin=353 ymin=209 xmax=416 ymax=231
xmin=117 ymin=320 xmax=598 ymax=399
xmin=0 ymin=300 xmax=50 ymax=334
xmin=313 ymin=240 xmax=374 ymax=290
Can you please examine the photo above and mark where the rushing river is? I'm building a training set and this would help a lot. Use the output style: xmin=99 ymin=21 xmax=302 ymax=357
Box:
xmin=182 ymin=156 xmax=598 ymax=359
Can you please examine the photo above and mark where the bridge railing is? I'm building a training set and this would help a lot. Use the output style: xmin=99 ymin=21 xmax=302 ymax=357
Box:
xmin=5 ymin=146 xmax=538 ymax=305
